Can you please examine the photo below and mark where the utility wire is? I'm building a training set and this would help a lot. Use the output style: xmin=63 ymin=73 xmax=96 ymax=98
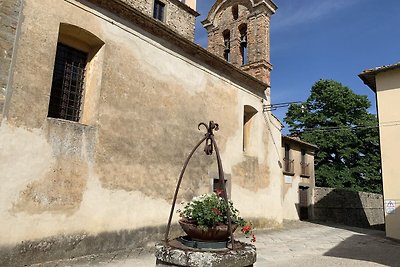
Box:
xmin=262 ymin=111 xmax=283 ymax=168
xmin=295 ymin=120 xmax=400 ymax=133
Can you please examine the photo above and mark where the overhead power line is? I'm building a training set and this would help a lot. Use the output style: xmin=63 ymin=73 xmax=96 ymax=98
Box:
xmin=298 ymin=121 xmax=400 ymax=133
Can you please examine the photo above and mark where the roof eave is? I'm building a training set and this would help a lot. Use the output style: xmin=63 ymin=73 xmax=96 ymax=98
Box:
xmin=358 ymin=72 xmax=377 ymax=92
xmin=359 ymin=62 xmax=400 ymax=92
xmin=282 ymin=136 xmax=318 ymax=150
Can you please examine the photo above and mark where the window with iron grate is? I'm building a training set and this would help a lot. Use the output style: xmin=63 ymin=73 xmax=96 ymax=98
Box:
xmin=283 ymin=143 xmax=294 ymax=174
xmin=48 ymin=43 xmax=88 ymax=122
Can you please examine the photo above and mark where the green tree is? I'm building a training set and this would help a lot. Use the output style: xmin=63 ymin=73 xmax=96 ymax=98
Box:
xmin=285 ymin=80 xmax=382 ymax=193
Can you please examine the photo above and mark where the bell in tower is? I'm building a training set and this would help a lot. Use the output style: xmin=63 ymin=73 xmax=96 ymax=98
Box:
xmin=202 ymin=0 xmax=277 ymax=89
xmin=239 ymin=24 xmax=248 ymax=65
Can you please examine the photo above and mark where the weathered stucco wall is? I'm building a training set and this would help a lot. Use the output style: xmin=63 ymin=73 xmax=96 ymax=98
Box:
xmin=0 ymin=0 xmax=284 ymax=265
xmin=313 ymin=187 xmax=384 ymax=229
xmin=375 ymin=69 xmax=400 ymax=240
xmin=0 ymin=0 xmax=22 ymax=116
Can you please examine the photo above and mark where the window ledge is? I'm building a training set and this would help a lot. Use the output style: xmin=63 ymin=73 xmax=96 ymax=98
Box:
xmin=300 ymin=174 xmax=311 ymax=178
xmin=283 ymin=171 xmax=295 ymax=176
xmin=47 ymin=117 xmax=95 ymax=129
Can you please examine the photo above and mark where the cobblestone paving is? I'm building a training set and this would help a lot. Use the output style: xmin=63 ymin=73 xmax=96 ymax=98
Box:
xmin=32 ymin=221 xmax=400 ymax=267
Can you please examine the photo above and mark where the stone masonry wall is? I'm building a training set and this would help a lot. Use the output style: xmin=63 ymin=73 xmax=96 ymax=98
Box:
xmin=204 ymin=2 xmax=273 ymax=85
xmin=314 ymin=187 xmax=384 ymax=229
xmin=120 ymin=0 xmax=196 ymax=41
xmin=0 ymin=0 xmax=22 ymax=116
xmin=166 ymin=0 xmax=196 ymax=41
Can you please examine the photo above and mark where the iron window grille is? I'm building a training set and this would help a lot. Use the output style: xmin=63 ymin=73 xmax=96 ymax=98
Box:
xmin=48 ymin=43 xmax=88 ymax=122
xmin=283 ymin=157 xmax=294 ymax=174
xmin=153 ymin=0 xmax=165 ymax=21
xmin=300 ymin=162 xmax=310 ymax=177
xmin=300 ymin=149 xmax=310 ymax=177
xmin=283 ymin=143 xmax=294 ymax=174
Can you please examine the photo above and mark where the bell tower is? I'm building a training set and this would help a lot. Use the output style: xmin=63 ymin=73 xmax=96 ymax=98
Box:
xmin=202 ymin=0 xmax=277 ymax=90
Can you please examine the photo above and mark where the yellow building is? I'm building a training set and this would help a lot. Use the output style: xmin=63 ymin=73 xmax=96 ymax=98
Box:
xmin=359 ymin=63 xmax=400 ymax=240
xmin=281 ymin=136 xmax=317 ymax=221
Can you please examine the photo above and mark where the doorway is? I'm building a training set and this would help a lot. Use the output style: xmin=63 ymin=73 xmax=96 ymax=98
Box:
xmin=299 ymin=186 xmax=309 ymax=220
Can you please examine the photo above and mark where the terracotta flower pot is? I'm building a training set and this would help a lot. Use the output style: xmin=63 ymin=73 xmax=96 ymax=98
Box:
xmin=179 ymin=219 xmax=238 ymax=242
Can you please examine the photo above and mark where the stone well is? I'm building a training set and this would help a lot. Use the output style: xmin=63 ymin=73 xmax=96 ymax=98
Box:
xmin=155 ymin=238 xmax=256 ymax=267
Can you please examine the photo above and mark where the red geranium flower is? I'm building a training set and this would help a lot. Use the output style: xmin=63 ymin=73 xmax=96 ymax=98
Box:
xmin=241 ymin=224 xmax=252 ymax=234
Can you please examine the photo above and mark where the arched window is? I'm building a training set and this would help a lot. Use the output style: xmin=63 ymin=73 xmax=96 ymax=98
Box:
xmin=243 ymin=105 xmax=257 ymax=152
xmin=48 ymin=23 xmax=104 ymax=123
xmin=222 ymin=30 xmax=230 ymax=62
xmin=239 ymin=24 xmax=248 ymax=65
xmin=232 ymin=5 xmax=239 ymax=20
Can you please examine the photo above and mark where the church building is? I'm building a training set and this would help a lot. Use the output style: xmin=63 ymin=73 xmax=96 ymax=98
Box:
xmin=0 ymin=0 xmax=315 ymax=265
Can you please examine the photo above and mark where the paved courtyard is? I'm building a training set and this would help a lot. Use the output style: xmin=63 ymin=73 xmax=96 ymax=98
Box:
xmin=33 ymin=221 xmax=400 ymax=267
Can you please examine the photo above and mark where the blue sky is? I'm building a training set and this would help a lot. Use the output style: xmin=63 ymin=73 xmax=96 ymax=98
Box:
xmin=194 ymin=0 xmax=400 ymax=128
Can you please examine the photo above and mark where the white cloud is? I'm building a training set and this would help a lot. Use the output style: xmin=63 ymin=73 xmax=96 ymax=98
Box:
xmin=272 ymin=0 xmax=361 ymax=31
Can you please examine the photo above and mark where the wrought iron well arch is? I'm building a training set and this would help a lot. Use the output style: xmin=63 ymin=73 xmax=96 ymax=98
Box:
xmin=164 ymin=121 xmax=235 ymax=248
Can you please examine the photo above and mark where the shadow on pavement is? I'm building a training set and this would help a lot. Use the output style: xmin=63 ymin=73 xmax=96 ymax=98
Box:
xmin=310 ymin=220 xmax=385 ymax=236
xmin=323 ymin=233 xmax=400 ymax=267
xmin=322 ymin=206 xmax=400 ymax=267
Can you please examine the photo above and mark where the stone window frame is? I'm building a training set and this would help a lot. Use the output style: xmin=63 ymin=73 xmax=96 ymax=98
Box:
xmin=153 ymin=0 xmax=167 ymax=22
xmin=243 ymin=105 xmax=258 ymax=154
xmin=47 ymin=23 xmax=104 ymax=126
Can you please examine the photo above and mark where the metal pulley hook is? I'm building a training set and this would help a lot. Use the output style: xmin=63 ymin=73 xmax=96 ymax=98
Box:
xmin=204 ymin=138 xmax=213 ymax=155
xmin=198 ymin=121 xmax=219 ymax=155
